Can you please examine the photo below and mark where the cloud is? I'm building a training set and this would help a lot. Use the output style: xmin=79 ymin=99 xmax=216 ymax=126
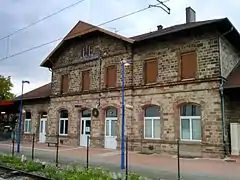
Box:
xmin=0 ymin=0 xmax=240 ymax=96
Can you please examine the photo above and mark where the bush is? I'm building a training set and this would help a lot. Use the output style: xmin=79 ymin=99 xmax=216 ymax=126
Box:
xmin=0 ymin=154 xmax=147 ymax=180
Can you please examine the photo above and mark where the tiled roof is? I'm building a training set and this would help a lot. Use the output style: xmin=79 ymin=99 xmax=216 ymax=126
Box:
xmin=131 ymin=18 xmax=224 ymax=41
xmin=15 ymin=83 xmax=51 ymax=101
xmin=40 ymin=21 xmax=134 ymax=67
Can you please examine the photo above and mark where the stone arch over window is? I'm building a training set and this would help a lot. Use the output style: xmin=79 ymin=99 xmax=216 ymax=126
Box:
xmin=59 ymin=109 xmax=68 ymax=136
xmin=144 ymin=105 xmax=161 ymax=139
xmin=179 ymin=103 xmax=201 ymax=141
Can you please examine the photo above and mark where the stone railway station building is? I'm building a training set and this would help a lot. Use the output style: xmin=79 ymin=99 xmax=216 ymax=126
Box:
xmin=9 ymin=8 xmax=240 ymax=158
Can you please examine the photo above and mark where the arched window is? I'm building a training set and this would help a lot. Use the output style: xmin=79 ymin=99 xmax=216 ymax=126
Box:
xmin=59 ymin=110 xmax=68 ymax=135
xmin=24 ymin=111 xmax=32 ymax=133
xmin=106 ymin=107 xmax=117 ymax=117
xmin=82 ymin=109 xmax=91 ymax=117
xmin=180 ymin=104 xmax=201 ymax=141
xmin=144 ymin=105 xmax=160 ymax=139
xmin=105 ymin=107 xmax=118 ymax=138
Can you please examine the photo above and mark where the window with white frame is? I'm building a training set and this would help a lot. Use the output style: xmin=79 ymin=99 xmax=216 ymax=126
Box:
xmin=144 ymin=106 xmax=161 ymax=139
xmin=180 ymin=104 xmax=201 ymax=141
xmin=105 ymin=107 xmax=118 ymax=137
xmin=24 ymin=112 xmax=32 ymax=133
xmin=59 ymin=110 xmax=68 ymax=135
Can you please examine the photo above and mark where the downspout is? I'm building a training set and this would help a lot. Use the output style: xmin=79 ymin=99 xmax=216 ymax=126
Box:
xmin=218 ymin=27 xmax=234 ymax=158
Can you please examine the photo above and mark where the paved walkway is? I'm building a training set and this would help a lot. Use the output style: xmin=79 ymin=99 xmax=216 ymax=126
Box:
xmin=0 ymin=141 xmax=240 ymax=180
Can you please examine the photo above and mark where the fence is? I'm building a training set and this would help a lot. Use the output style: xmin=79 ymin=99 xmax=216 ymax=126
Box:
xmin=5 ymin=133 xmax=183 ymax=180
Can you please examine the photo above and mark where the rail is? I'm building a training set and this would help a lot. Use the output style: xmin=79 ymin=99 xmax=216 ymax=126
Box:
xmin=0 ymin=164 xmax=51 ymax=180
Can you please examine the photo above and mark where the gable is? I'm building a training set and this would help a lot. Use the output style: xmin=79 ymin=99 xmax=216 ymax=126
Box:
xmin=40 ymin=21 xmax=134 ymax=68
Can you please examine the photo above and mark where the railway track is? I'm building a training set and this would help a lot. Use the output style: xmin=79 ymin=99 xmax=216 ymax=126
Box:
xmin=0 ymin=164 xmax=51 ymax=180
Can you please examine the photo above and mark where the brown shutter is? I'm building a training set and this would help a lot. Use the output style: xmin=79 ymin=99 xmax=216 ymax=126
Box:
xmin=145 ymin=59 xmax=158 ymax=84
xmin=181 ymin=52 xmax=197 ymax=80
xmin=61 ymin=74 xmax=69 ymax=93
xmin=106 ymin=65 xmax=116 ymax=88
xmin=82 ymin=70 xmax=90 ymax=90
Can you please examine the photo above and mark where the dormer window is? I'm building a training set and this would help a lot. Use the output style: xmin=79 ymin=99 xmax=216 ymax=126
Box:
xmin=82 ymin=45 xmax=92 ymax=57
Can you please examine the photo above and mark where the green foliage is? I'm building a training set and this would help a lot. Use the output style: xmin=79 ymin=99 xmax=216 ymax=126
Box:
xmin=0 ymin=154 xmax=146 ymax=180
xmin=0 ymin=75 xmax=15 ymax=100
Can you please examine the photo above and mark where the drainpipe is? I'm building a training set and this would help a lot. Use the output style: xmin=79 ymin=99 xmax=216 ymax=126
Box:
xmin=218 ymin=27 xmax=234 ymax=158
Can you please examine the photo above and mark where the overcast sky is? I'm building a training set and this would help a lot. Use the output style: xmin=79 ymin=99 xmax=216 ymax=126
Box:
xmin=0 ymin=0 xmax=239 ymax=96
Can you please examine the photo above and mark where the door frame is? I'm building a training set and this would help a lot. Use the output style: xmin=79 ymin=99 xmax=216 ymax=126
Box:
xmin=39 ymin=118 xmax=47 ymax=143
xmin=105 ymin=117 xmax=117 ymax=137
xmin=80 ymin=117 xmax=91 ymax=146
xmin=105 ymin=117 xmax=117 ymax=149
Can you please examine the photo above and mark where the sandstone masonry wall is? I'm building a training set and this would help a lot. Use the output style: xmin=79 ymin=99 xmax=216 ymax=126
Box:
xmin=45 ymin=29 xmax=240 ymax=158
xmin=21 ymin=100 xmax=49 ymax=142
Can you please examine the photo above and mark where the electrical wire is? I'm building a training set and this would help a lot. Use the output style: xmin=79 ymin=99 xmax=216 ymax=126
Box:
xmin=0 ymin=0 xmax=170 ymax=62
xmin=0 ymin=0 xmax=87 ymax=41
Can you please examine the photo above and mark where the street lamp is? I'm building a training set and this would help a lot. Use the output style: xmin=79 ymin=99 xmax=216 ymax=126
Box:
xmin=120 ymin=59 xmax=131 ymax=170
xmin=17 ymin=80 xmax=30 ymax=153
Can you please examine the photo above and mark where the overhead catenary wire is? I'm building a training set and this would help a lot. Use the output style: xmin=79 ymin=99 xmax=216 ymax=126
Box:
xmin=0 ymin=0 xmax=170 ymax=62
xmin=0 ymin=0 xmax=87 ymax=42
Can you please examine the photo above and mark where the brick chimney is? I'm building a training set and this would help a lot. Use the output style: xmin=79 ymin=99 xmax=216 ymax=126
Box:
xmin=186 ymin=7 xmax=196 ymax=23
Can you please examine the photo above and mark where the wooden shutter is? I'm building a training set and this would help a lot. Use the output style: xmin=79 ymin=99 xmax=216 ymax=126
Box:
xmin=144 ymin=60 xmax=158 ymax=84
xmin=61 ymin=74 xmax=69 ymax=93
xmin=181 ymin=52 xmax=197 ymax=80
xmin=82 ymin=70 xmax=90 ymax=90
xmin=106 ymin=65 xmax=116 ymax=87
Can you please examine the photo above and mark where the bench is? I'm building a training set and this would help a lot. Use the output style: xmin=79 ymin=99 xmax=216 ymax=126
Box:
xmin=46 ymin=141 xmax=58 ymax=147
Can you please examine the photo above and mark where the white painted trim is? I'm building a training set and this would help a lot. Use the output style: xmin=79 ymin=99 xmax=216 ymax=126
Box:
xmin=59 ymin=118 xmax=68 ymax=136
xmin=180 ymin=116 xmax=201 ymax=141
xmin=144 ymin=117 xmax=161 ymax=139
xmin=24 ymin=118 xmax=32 ymax=133
xmin=105 ymin=117 xmax=117 ymax=137
xmin=80 ymin=117 xmax=91 ymax=135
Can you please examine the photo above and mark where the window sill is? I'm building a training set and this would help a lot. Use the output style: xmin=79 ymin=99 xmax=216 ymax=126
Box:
xmin=144 ymin=138 xmax=161 ymax=140
xmin=180 ymin=78 xmax=195 ymax=81
xmin=24 ymin=132 xmax=32 ymax=135
xmin=144 ymin=82 xmax=158 ymax=86
xmin=180 ymin=139 xmax=201 ymax=144
xmin=59 ymin=134 xmax=68 ymax=137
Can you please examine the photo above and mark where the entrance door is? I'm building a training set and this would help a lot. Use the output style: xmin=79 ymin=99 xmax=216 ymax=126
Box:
xmin=105 ymin=107 xmax=118 ymax=149
xmin=80 ymin=109 xmax=91 ymax=147
xmin=39 ymin=118 xmax=46 ymax=143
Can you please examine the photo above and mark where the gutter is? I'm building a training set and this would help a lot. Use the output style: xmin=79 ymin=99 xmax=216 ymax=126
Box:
xmin=218 ymin=27 xmax=234 ymax=158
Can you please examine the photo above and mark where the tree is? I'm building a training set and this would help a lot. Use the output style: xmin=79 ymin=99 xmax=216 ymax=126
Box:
xmin=0 ymin=75 xmax=15 ymax=100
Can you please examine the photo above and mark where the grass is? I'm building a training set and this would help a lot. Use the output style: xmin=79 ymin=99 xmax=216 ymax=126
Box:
xmin=0 ymin=153 xmax=147 ymax=180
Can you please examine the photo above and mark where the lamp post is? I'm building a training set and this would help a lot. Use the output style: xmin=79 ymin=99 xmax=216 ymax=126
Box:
xmin=17 ymin=80 xmax=30 ymax=153
xmin=120 ymin=59 xmax=131 ymax=170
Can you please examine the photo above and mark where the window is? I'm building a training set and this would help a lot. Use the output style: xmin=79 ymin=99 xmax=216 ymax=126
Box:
xmin=24 ymin=112 xmax=32 ymax=133
xmin=180 ymin=52 xmax=197 ymax=80
xmin=82 ymin=70 xmax=90 ymax=91
xmin=61 ymin=74 xmax=69 ymax=93
xmin=180 ymin=104 xmax=201 ymax=141
xmin=144 ymin=106 xmax=161 ymax=139
xmin=82 ymin=45 xmax=92 ymax=57
xmin=59 ymin=110 xmax=68 ymax=135
xmin=105 ymin=65 xmax=117 ymax=88
xmin=105 ymin=107 xmax=118 ymax=137
xmin=81 ymin=109 xmax=91 ymax=135
xmin=144 ymin=59 xmax=158 ymax=84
